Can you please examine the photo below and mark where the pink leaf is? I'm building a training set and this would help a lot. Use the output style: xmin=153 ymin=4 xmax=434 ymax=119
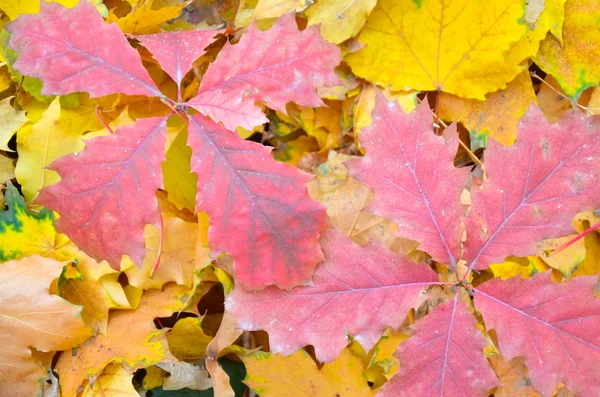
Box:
xmin=475 ymin=272 xmax=600 ymax=396
xmin=464 ymin=106 xmax=600 ymax=271
xmin=37 ymin=117 xmax=168 ymax=267
xmin=346 ymin=94 xmax=468 ymax=267
xmin=187 ymin=113 xmax=326 ymax=290
xmin=136 ymin=30 xmax=223 ymax=87
xmin=6 ymin=1 xmax=161 ymax=98
xmin=380 ymin=297 xmax=497 ymax=397
xmin=187 ymin=13 xmax=342 ymax=131
xmin=225 ymin=228 xmax=438 ymax=362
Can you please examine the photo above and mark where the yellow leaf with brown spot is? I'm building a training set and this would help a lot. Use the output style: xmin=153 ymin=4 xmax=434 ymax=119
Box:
xmin=537 ymin=75 xmax=577 ymax=123
xmin=242 ymin=348 xmax=373 ymax=397
xmin=0 ymin=256 xmax=91 ymax=396
xmin=571 ymin=211 xmax=600 ymax=276
xmin=536 ymin=234 xmax=586 ymax=277
xmin=306 ymin=0 xmax=377 ymax=44
xmin=56 ymin=284 xmax=192 ymax=397
xmin=271 ymin=135 xmax=319 ymax=166
xmin=346 ymin=0 xmax=527 ymax=99
xmin=439 ymin=70 xmax=537 ymax=146
xmin=81 ymin=364 xmax=138 ymax=397
xmin=489 ymin=355 xmax=541 ymax=397
xmin=535 ymin=0 xmax=600 ymax=99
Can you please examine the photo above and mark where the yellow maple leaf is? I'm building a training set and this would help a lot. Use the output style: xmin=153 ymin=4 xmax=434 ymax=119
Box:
xmin=254 ymin=0 xmax=310 ymax=20
xmin=364 ymin=332 xmax=408 ymax=387
xmin=0 ymin=183 xmax=63 ymax=261
xmin=56 ymin=283 xmax=192 ymax=397
xmin=306 ymin=0 xmax=377 ymax=44
xmin=166 ymin=317 xmax=213 ymax=361
xmin=535 ymin=0 xmax=600 ymax=99
xmin=570 ymin=210 xmax=600 ymax=276
xmin=489 ymin=256 xmax=551 ymax=280
xmin=354 ymin=84 xmax=417 ymax=138
xmin=0 ymin=0 xmax=77 ymax=20
xmin=116 ymin=2 xmax=188 ymax=35
xmin=81 ymin=364 xmax=138 ymax=397
xmin=536 ymin=234 xmax=586 ymax=277
xmin=235 ymin=0 xmax=259 ymax=27
xmin=439 ymin=70 xmax=537 ymax=146
xmin=345 ymin=0 xmax=527 ymax=99
xmin=162 ymin=127 xmax=197 ymax=212
xmin=16 ymin=97 xmax=104 ymax=202
xmin=290 ymin=101 xmax=343 ymax=152
xmin=504 ymin=0 xmax=567 ymax=66
xmin=0 ymin=256 xmax=91 ymax=396
xmin=241 ymin=348 xmax=374 ymax=396
xmin=123 ymin=210 xmax=199 ymax=290
xmin=0 ymin=97 xmax=29 ymax=152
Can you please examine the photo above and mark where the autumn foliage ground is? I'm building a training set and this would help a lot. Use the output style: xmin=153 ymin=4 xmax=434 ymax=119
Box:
xmin=0 ymin=0 xmax=599 ymax=396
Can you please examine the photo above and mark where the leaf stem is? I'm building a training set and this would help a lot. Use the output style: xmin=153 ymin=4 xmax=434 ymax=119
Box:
xmin=162 ymin=99 xmax=189 ymax=125
xmin=95 ymin=105 xmax=114 ymax=134
xmin=530 ymin=72 xmax=595 ymax=115
xmin=151 ymin=212 xmax=164 ymax=277
xmin=549 ymin=221 xmax=600 ymax=256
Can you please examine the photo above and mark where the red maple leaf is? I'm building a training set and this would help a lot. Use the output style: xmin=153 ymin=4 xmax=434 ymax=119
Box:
xmin=474 ymin=272 xmax=600 ymax=396
xmin=7 ymin=2 xmax=161 ymax=98
xmin=187 ymin=13 xmax=342 ymax=131
xmin=188 ymin=114 xmax=326 ymax=290
xmin=345 ymin=95 xmax=469 ymax=267
xmin=226 ymin=227 xmax=438 ymax=361
xmin=227 ymin=91 xmax=600 ymax=394
xmin=6 ymin=1 xmax=340 ymax=289
xmin=464 ymin=106 xmax=600 ymax=271
xmin=379 ymin=296 xmax=498 ymax=396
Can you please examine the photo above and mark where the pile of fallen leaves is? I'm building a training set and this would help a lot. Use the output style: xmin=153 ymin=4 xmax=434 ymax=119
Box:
xmin=1 ymin=0 xmax=599 ymax=396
